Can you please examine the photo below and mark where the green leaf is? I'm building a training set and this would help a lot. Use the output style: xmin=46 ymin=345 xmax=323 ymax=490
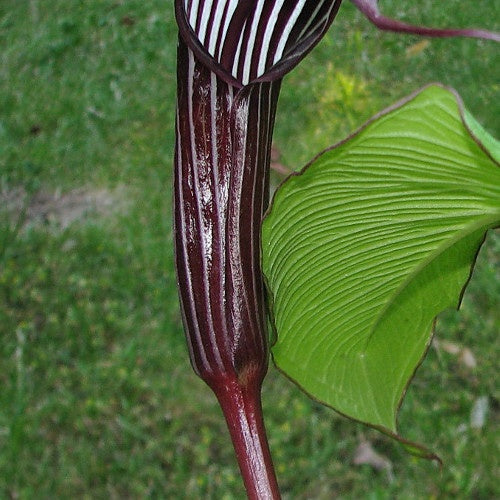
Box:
xmin=261 ymin=85 xmax=500 ymax=453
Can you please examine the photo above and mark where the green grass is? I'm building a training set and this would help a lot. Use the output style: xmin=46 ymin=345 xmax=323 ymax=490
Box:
xmin=0 ymin=1 xmax=498 ymax=498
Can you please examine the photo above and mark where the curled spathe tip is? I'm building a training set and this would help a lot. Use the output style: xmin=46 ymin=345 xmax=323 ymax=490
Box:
xmin=351 ymin=0 xmax=500 ymax=42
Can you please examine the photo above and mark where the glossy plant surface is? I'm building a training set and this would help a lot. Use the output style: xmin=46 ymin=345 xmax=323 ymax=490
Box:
xmin=173 ymin=1 xmax=499 ymax=497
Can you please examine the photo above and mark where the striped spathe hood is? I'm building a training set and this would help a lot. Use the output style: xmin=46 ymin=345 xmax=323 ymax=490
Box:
xmin=175 ymin=0 xmax=343 ymax=87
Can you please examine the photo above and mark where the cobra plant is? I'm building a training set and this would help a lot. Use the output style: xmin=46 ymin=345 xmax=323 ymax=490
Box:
xmin=173 ymin=1 xmax=499 ymax=498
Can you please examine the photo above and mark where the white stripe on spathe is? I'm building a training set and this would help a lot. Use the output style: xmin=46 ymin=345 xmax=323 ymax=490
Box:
xmin=241 ymin=0 xmax=266 ymax=85
xmin=231 ymin=21 xmax=246 ymax=81
xmin=297 ymin=0 xmax=327 ymax=41
xmin=208 ymin=70 xmax=228 ymax=344
xmin=218 ymin=1 xmax=239 ymax=60
xmin=273 ymin=0 xmax=307 ymax=65
xmin=184 ymin=49 xmax=210 ymax=368
xmin=208 ymin=0 xmax=227 ymax=55
xmin=176 ymin=98 xmax=210 ymax=369
xmin=188 ymin=0 xmax=200 ymax=27
xmin=198 ymin=0 xmax=215 ymax=44
xmin=246 ymin=83 xmax=262 ymax=341
xmin=257 ymin=0 xmax=286 ymax=77
xmin=187 ymin=47 xmax=225 ymax=371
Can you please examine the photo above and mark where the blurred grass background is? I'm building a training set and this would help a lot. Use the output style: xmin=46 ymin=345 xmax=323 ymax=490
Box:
xmin=0 ymin=1 xmax=498 ymax=498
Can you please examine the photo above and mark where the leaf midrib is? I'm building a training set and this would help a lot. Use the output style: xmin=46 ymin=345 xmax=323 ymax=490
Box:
xmin=363 ymin=211 xmax=500 ymax=353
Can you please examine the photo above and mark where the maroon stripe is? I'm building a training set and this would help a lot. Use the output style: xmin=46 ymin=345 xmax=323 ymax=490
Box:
xmin=175 ymin=37 xmax=281 ymax=382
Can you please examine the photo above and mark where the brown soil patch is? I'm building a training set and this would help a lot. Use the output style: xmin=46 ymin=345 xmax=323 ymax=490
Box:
xmin=1 ymin=186 xmax=125 ymax=230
